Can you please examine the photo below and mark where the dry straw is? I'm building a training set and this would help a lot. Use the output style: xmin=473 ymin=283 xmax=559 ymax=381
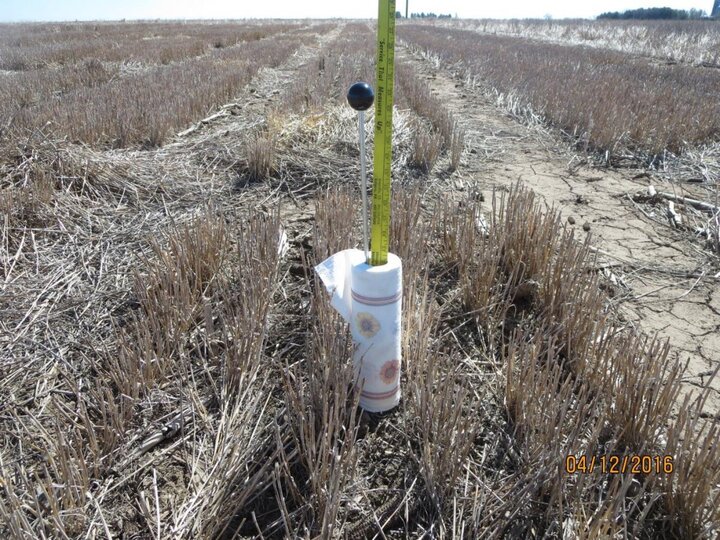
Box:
xmin=451 ymin=18 xmax=720 ymax=67
xmin=2 ymin=20 xmax=719 ymax=539
xmin=396 ymin=61 xmax=466 ymax=172
xmin=2 ymin=174 xmax=719 ymax=539
xmin=400 ymin=24 xmax=720 ymax=158
xmin=0 ymin=23 xmax=310 ymax=147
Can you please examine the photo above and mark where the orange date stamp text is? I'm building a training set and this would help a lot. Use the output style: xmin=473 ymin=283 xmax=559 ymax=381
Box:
xmin=565 ymin=454 xmax=674 ymax=475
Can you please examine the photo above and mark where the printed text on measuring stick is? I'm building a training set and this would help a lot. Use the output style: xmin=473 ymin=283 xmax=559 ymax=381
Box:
xmin=371 ymin=0 xmax=396 ymax=266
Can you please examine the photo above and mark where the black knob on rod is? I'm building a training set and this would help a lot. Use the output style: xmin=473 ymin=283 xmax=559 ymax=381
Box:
xmin=347 ymin=82 xmax=374 ymax=111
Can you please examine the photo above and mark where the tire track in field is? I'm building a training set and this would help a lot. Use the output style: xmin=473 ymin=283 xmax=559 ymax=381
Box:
xmin=163 ymin=22 xmax=346 ymax=147
xmin=401 ymin=46 xmax=720 ymax=415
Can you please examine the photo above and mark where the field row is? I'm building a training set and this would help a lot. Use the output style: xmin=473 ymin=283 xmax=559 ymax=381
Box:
xmin=4 ymin=20 xmax=719 ymax=162
xmin=0 ymin=23 xmax=331 ymax=148
xmin=0 ymin=21 xmax=307 ymax=70
xmin=399 ymin=23 xmax=720 ymax=158
xmin=436 ymin=18 xmax=720 ymax=66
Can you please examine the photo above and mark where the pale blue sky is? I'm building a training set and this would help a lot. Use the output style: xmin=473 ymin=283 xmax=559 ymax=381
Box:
xmin=0 ymin=0 xmax=713 ymax=22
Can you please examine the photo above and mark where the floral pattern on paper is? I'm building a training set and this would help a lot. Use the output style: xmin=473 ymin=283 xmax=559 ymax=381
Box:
xmin=379 ymin=359 xmax=400 ymax=385
xmin=356 ymin=311 xmax=381 ymax=338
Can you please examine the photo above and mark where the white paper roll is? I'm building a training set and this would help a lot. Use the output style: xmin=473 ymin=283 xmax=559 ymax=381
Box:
xmin=315 ymin=249 xmax=402 ymax=412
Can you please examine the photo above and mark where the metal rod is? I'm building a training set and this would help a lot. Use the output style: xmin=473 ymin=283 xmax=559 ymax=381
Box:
xmin=358 ymin=110 xmax=369 ymax=262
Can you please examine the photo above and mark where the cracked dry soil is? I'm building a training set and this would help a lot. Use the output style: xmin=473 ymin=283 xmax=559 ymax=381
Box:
xmin=401 ymin=46 xmax=720 ymax=418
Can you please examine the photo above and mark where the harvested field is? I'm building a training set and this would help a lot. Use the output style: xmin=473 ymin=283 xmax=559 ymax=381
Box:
xmin=399 ymin=24 xmax=720 ymax=157
xmin=0 ymin=21 xmax=321 ymax=147
xmin=1 ymin=19 xmax=719 ymax=539
xmin=439 ymin=18 xmax=720 ymax=67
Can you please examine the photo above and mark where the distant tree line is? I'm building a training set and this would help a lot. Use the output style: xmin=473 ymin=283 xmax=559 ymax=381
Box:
xmin=409 ymin=12 xmax=452 ymax=18
xmin=598 ymin=7 xmax=708 ymax=20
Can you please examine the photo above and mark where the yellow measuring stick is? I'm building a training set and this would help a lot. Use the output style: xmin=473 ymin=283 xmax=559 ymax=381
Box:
xmin=370 ymin=0 xmax=396 ymax=266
